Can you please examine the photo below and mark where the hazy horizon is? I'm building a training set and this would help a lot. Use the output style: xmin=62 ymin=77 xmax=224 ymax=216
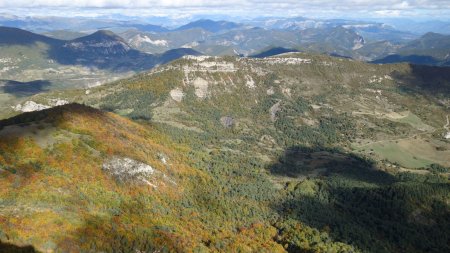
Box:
xmin=0 ymin=0 xmax=449 ymax=22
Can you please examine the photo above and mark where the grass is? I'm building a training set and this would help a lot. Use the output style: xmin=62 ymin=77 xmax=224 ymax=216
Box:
xmin=394 ymin=112 xmax=434 ymax=131
xmin=359 ymin=141 xmax=433 ymax=168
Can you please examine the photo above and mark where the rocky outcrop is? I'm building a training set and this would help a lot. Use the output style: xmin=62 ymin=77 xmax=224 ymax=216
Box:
xmin=220 ymin=116 xmax=234 ymax=128
xmin=269 ymin=101 xmax=281 ymax=122
xmin=12 ymin=101 xmax=49 ymax=112
xmin=12 ymin=99 xmax=69 ymax=112
xmin=102 ymin=157 xmax=175 ymax=188
xmin=170 ymin=88 xmax=185 ymax=102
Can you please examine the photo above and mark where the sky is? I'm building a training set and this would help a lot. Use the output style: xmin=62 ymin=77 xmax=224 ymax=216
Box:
xmin=0 ymin=0 xmax=449 ymax=20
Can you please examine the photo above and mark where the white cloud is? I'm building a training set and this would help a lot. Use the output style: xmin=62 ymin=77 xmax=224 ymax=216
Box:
xmin=0 ymin=0 xmax=448 ymax=9
xmin=0 ymin=1 xmax=449 ymax=19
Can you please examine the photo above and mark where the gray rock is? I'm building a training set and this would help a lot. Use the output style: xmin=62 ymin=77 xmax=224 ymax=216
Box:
xmin=269 ymin=101 xmax=281 ymax=122
xmin=220 ymin=116 xmax=234 ymax=128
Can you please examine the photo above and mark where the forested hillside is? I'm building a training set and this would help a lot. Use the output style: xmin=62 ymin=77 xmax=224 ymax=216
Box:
xmin=1 ymin=53 xmax=449 ymax=252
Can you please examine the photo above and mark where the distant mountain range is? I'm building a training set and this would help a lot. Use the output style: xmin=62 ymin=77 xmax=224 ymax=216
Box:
xmin=0 ymin=18 xmax=449 ymax=119
xmin=1 ymin=23 xmax=449 ymax=115
xmin=174 ymin=19 xmax=243 ymax=33
xmin=0 ymin=14 xmax=450 ymax=252
xmin=1 ymin=15 xmax=449 ymax=65
xmin=0 ymin=26 xmax=201 ymax=115
xmin=109 ymin=19 xmax=448 ymax=66
xmin=0 ymin=26 xmax=201 ymax=71
xmin=373 ymin=32 xmax=450 ymax=65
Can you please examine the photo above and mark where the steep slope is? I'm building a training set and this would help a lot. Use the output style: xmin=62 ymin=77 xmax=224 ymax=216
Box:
xmin=0 ymin=104 xmax=291 ymax=252
xmin=353 ymin=40 xmax=401 ymax=60
xmin=0 ymin=26 xmax=63 ymax=46
xmin=122 ymin=30 xmax=171 ymax=54
xmin=51 ymin=30 xmax=158 ymax=70
xmin=401 ymin=32 xmax=450 ymax=57
xmin=0 ymin=104 xmax=191 ymax=251
xmin=121 ymin=24 xmax=403 ymax=59
xmin=54 ymin=30 xmax=202 ymax=69
xmin=79 ymin=53 xmax=450 ymax=168
xmin=0 ymin=26 xmax=201 ymax=76
xmin=0 ymin=27 xmax=137 ymax=82
xmin=16 ymin=54 xmax=450 ymax=253
xmin=343 ymin=23 xmax=417 ymax=43
xmin=0 ymin=27 xmax=201 ymax=120
xmin=193 ymin=26 xmax=370 ymax=57
xmin=374 ymin=32 xmax=450 ymax=65
xmin=302 ymin=26 xmax=365 ymax=47
xmin=194 ymin=27 xmax=302 ymax=56
xmin=63 ymin=30 xmax=133 ymax=56
xmin=120 ymin=28 xmax=211 ymax=54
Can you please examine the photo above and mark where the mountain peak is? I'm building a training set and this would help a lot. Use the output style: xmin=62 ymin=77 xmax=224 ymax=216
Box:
xmin=63 ymin=30 xmax=132 ymax=56
xmin=94 ymin=30 xmax=116 ymax=36
xmin=176 ymin=19 xmax=241 ymax=32
xmin=74 ymin=29 xmax=126 ymax=43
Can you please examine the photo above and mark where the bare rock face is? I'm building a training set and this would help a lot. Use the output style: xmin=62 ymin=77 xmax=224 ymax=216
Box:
xmin=170 ymin=88 xmax=185 ymax=102
xmin=129 ymin=34 xmax=168 ymax=47
xmin=192 ymin=77 xmax=209 ymax=98
xmin=269 ymin=101 xmax=281 ymax=122
xmin=220 ymin=116 xmax=234 ymax=128
xmin=103 ymin=156 xmax=177 ymax=189
xmin=12 ymin=99 xmax=69 ymax=112
xmin=103 ymin=157 xmax=155 ymax=185
xmin=102 ymin=157 xmax=175 ymax=188
xmin=445 ymin=132 xmax=450 ymax=139
xmin=13 ymin=101 xmax=49 ymax=112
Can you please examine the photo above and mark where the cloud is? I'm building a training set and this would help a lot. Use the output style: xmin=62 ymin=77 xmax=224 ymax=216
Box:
xmin=0 ymin=0 xmax=449 ymax=19
xmin=0 ymin=0 xmax=448 ymax=9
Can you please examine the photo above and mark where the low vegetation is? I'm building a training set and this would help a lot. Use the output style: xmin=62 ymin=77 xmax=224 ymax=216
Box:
xmin=1 ymin=53 xmax=449 ymax=252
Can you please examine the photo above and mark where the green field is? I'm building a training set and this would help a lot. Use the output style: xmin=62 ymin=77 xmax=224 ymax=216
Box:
xmin=356 ymin=141 xmax=434 ymax=168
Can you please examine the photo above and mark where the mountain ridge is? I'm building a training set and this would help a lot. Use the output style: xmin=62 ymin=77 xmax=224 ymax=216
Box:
xmin=0 ymin=26 xmax=63 ymax=45
xmin=1 ymin=53 xmax=449 ymax=252
xmin=174 ymin=19 xmax=242 ymax=33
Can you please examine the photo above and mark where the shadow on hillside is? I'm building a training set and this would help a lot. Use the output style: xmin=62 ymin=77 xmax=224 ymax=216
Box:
xmin=250 ymin=47 xmax=300 ymax=58
xmin=372 ymin=54 xmax=441 ymax=66
xmin=46 ymin=46 xmax=153 ymax=71
xmin=0 ymin=27 xmax=151 ymax=72
xmin=269 ymin=145 xmax=450 ymax=253
xmin=390 ymin=64 xmax=450 ymax=95
xmin=0 ymin=26 xmax=202 ymax=72
xmin=0 ymin=103 xmax=107 ymax=130
xmin=269 ymin=146 xmax=396 ymax=184
xmin=0 ymin=27 xmax=62 ymax=46
xmin=0 ymin=240 xmax=39 ymax=253
xmin=157 ymin=48 xmax=202 ymax=64
xmin=0 ymin=80 xmax=51 ymax=97
xmin=46 ymin=46 xmax=202 ymax=72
